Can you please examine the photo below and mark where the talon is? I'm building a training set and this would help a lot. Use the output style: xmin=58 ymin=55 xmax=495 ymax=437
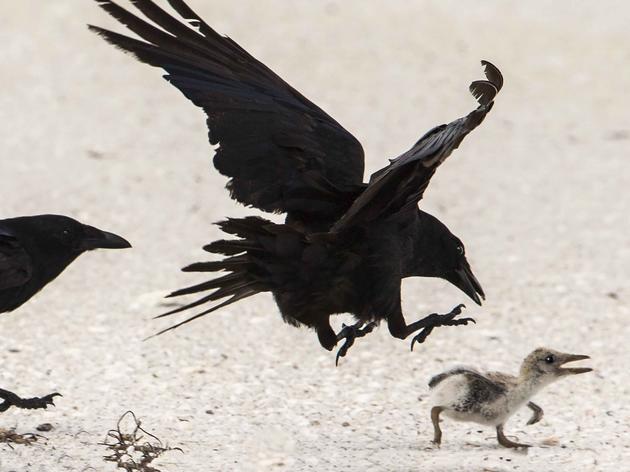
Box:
xmin=334 ymin=321 xmax=377 ymax=365
xmin=0 ymin=390 xmax=62 ymax=412
xmin=409 ymin=305 xmax=476 ymax=351
xmin=42 ymin=392 xmax=62 ymax=407
xmin=453 ymin=317 xmax=476 ymax=326
xmin=335 ymin=338 xmax=354 ymax=366
xmin=411 ymin=327 xmax=434 ymax=351
xmin=335 ymin=350 xmax=344 ymax=366
xmin=23 ymin=392 xmax=62 ymax=410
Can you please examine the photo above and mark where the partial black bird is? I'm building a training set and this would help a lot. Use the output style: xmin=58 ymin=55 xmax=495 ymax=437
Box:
xmin=0 ymin=214 xmax=131 ymax=411
xmin=91 ymin=0 xmax=502 ymax=363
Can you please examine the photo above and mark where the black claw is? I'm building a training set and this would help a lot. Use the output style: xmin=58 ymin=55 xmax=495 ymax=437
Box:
xmin=334 ymin=321 xmax=376 ymax=366
xmin=410 ymin=305 xmax=475 ymax=352
xmin=449 ymin=316 xmax=474 ymax=326
xmin=21 ymin=392 xmax=62 ymax=410
xmin=42 ymin=392 xmax=62 ymax=407
xmin=335 ymin=350 xmax=344 ymax=366
xmin=453 ymin=303 xmax=466 ymax=314
xmin=410 ymin=327 xmax=434 ymax=351
xmin=0 ymin=390 xmax=62 ymax=412
xmin=335 ymin=337 xmax=355 ymax=366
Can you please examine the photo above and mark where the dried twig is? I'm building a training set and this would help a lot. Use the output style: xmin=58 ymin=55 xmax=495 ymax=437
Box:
xmin=100 ymin=411 xmax=182 ymax=472
xmin=0 ymin=427 xmax=46 ymax=448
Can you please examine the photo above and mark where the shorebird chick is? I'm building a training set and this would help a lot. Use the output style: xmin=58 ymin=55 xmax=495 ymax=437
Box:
xmin=428 ymin=348 xmax=592 ymax=448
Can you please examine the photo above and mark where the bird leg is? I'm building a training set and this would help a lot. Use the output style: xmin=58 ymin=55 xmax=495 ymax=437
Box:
xmin=387 ymin=304 xmax=475 ymax=351
xmin=431 ymin=406 xmax=444 ymax=446
xmin=0 ymin=388 xmax=61 ymax=413
xmin=496 ymin=424 xmax=531 ymax=449
xmin=334 ymin=320 xmax=377 ymax=366
xmin=526 ymin=401 xmax=544 ymax=425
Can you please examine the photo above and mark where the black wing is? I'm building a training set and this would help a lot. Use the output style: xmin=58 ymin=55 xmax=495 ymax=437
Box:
xmin=332 ymin=61 xmax=503 ymax=232
xmin=90 ymin=0 xmax=365 ymax=216
xmin=0 ymin=229 xmax=32 ymax=291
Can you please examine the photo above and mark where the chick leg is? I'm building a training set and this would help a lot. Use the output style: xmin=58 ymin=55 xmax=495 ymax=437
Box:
xmin=496 ymin=424 xmax=531 ymax=448
xmin=0 ymin=388 xmax=61 ymax=413
xmin=526 ymin=401 xmax=544 ymax=426
xmin=431 ymin=406 xmax=444 ymax=446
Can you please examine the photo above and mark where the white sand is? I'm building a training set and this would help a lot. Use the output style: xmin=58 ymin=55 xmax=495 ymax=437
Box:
xmin=1 ymin=1 xmax=628 ymax=470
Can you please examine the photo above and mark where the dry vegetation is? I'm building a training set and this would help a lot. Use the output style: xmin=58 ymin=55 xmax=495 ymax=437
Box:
xmin=0 ymin=427 xmax=44 ymax=448
xmin=102 ymin=411 xmax=182 ymax=472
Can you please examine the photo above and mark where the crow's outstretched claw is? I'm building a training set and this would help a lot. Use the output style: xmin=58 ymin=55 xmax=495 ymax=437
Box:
xmin=335 ymin=321 xmax=376 ymax=366
xmin=410 ymin=304 xmax=475 ymax=351
xmin=0 ymin=389 xmax=62 ymax=413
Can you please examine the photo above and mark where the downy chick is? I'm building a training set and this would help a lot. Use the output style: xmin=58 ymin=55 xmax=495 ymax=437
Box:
xmin=428 ymin=347 xmax=592 ymax=448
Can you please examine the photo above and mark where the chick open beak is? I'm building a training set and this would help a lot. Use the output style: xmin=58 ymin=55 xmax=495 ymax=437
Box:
xmin=558 ymin=354 xmax=592 ymax=375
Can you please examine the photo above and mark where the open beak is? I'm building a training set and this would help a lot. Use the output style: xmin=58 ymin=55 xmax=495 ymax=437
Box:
xmin=80 ymin=225 xmax=132 ymax=251
xmin=446 ymin=262 xmax=485 ymax=306
xmin=557 ymin=353 xmax=592 ymax=375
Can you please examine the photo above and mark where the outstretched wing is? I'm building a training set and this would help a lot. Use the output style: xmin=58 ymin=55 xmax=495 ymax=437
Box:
xmin=332 ymin=61 xmax=503 ymax=232
xmin=90 ymin=0 xmax=365 ymax=215
xmin=0 ymin=229 xmax=32 ymax=291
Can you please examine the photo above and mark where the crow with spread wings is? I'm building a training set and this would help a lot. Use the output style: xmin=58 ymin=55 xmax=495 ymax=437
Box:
xmin=91 ymin=0 xmax=502 ymax=363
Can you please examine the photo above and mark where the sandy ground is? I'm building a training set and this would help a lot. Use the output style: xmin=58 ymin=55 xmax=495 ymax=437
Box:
xmin=0 ymin=1 xmax=629 ymax=471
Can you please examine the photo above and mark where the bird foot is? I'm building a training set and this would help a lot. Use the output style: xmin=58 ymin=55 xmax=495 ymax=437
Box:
xmin=500 ymin=438 xmax=531 ymax=449
xmin=496 ymin=425 xmax=531 ymax=449
xmin=0 ymin=389 xmax=62 ymax=413
xmin=525 ymin=401 xmax=544 ymax=426
xmin=335 ymin=321 xmax=376 ymax=366
xmin=526 ymin=416 xmax=541 ymax=426
xmin=410 ymin=304 xmax=475 ymax=351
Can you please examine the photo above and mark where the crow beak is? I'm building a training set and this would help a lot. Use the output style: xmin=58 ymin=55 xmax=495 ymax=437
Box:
xmin=557 ymin=353 xmax=592 ymax=376
xmin=80 ymin=225 xmax=132 ymax=250
xmin=446 ymin=263 xmax=485 ymax=306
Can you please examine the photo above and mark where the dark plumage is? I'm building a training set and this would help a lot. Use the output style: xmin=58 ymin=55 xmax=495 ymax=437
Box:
xmin=0 ymin=214 xmax=131 ymax=411
xmin=91 ymin=0 xmax=502 ymax=362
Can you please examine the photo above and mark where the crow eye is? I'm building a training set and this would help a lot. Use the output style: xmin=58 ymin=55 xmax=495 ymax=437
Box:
xmin=59 ymin=229 xmax=74 ymax=244
xmin=457 ymin=245 xmax=464 ymax=256
xmin=544 ymin=354 xmax=555 ymax=364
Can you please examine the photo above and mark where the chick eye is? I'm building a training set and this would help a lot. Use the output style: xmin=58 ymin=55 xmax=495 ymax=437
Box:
xmin=544 ymin=354 xmax=555 ymax=364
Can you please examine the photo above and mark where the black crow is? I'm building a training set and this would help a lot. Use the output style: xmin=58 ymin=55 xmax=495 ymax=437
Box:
xmin=0 ymin=214 xmax=131 ymax=411
xmin=91 ymin=0 xmax=502 ymax=362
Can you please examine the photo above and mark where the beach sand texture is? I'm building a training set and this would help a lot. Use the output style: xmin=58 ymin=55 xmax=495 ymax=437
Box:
xmin=0 ymin=1 xmax=628 ymax=470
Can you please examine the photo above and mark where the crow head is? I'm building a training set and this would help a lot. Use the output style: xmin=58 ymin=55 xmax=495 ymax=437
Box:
xmin=411 ymin=211 xmax=485 ymax=305
xmin=440 ymin=236 xmax=485 ymax=306
xmin=3 ymin=214 xmax=131 ymax=278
